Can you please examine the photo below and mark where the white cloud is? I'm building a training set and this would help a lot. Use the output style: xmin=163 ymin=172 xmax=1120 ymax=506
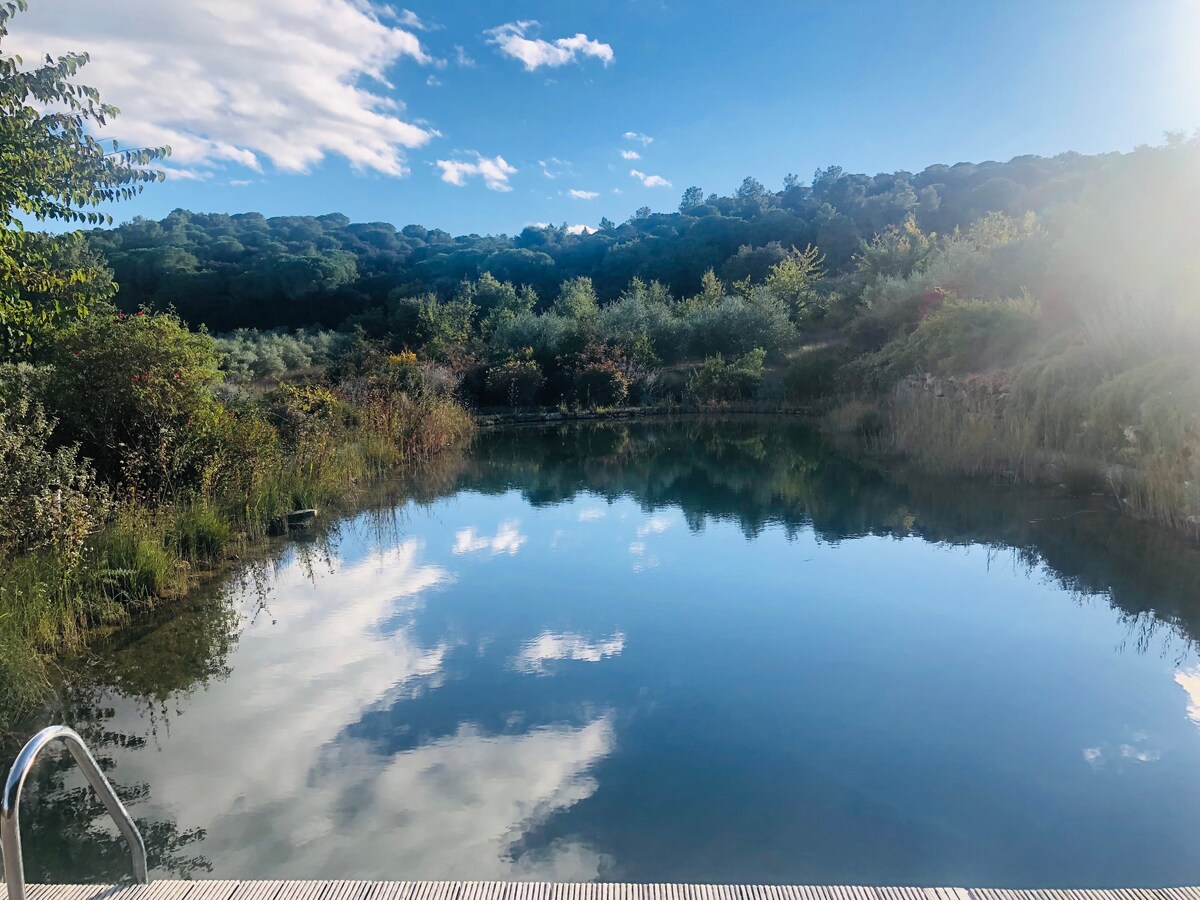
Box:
xmin=623 ymin=131 xmax=654 ymax=145
xmin=7 ymin=0 xmax=440 ymax=176
xmin=566 ymin=224 xmax=595 ymax=235
xmin=454 ymin=45 xmax=476 ymax=67
xmin=437 ymin=153 xmax=518 ymax=192
xmin=393 ymin=8 xmax=438 ymax=31
xmin=160 ymin=167 xmax=214 ymax=182
xmin=630 ymin=169 xmax=672 ymax=188
xmin=578 ymin=507 xmax=606 ymax=521
xmin=426 ymin=74 xmax=442 ymax=87
xmin=569 ymin=189 xmax=599 ymax=200
xmin=1119 ymin=744 xmax=1160 ymax=763
xmin=539 ymin=157 xmax=571 ymax=179
xmin=486 ymin=21 xmax=614 ymax=71
xmin=513 ymin=631 xmax=626 ymax=674
xmin=620 ymin=149 xmax=641 ymax=160
xmin=453 ymin=519 xmax=527 ymax=555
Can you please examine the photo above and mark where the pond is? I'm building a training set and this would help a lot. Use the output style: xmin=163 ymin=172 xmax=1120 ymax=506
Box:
xmin=10 ymin=418 xmax=1200 ymax=888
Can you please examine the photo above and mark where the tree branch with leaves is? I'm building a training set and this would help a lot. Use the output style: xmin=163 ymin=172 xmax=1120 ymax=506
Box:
xmin=0 ymin=0 xmax=169 ymax=349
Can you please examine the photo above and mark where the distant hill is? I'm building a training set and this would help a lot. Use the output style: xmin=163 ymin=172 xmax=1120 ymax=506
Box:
xmin=86 ymin=149 xmax=1124 ymax=332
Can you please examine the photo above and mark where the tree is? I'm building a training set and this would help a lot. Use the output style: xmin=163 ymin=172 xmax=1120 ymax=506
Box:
xmin=0 ymin=1 xmax=169 ymax=349
xmin=679 ymin=186 xmax=704 ymax=212
xmin=735 ymin=176 xmax=769 ymax=213
xmin=416 ymin=292 xmax=476 ymax=361
xmin=855 ymin=215 xmax=936 ymax=283
xmin=690 ymin=269 xmax=725 ymax=308
xmin=553 ymin=276 xmax=600 ymax=321
xmin=765 ymin=244 xmax=826 ymax=321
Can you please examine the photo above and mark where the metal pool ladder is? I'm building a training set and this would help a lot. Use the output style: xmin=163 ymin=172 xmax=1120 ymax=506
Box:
xmin=2 ymin=725 xmax=148 ymax=900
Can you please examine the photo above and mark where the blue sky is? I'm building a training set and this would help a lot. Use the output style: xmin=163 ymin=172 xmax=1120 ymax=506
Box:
xmin=10 ymin=0 xmax=1199 ymax=235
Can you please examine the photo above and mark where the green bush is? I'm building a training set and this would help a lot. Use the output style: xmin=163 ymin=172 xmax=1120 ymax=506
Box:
xmin=566 ymin=343 xmax=631 ymax=408
xmin=852 ymin=296 xmax=1039 ymax=390
xmin=684 ymin=287 xmax=795 ymax=360
xmin=214 ymin=328 xmax=350 ymax=383
xmin=486 ymin=352 xmax=546 ymax=407
xmin=688 ymin=348 xmax=767 ymax=403
xmin=0 ymin=365 xmax=107 ymax=566
xmin=599 ymin=279 xmax=684 ymax=362
xmin=783 ymin=346 xmax=851 ymax=403
xmin=45 ymin=307 xmax=226 ymax=499
xmin=205 ymin=399 xmax=283 ymax=498
xmin=267 ymin=382 xmax=341 ymax=445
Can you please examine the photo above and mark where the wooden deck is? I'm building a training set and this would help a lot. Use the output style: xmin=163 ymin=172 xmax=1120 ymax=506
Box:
xmin=17 ymin=883 xmax=1200 ymax=900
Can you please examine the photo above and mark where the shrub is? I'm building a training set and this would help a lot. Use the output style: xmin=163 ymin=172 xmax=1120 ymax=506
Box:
xmin=491 ymin=310 xmax=570 ymax=363
xmin=783 ymin=346 xmax=851 ymax=403
xmin=45 ymin=307 xmax=226 ymax=499
xmin=599 ymin=279 xmax=684 ymax=362
xmin=684 ymin=288 xmax=795 ymax=360
xmin=267 ymin=382 xmax=342 ymax=445
xmin=851 ymin=296 xmax=1039 ymax=391
xmin=688 ymin=348 xmax=767 ymax=403
xmin=486 ymin=351 xmax=546 ymax=407
xmin=214 ymin=328 xmax=350 ymax=383
xmin=565 ymin=343 xmax=631 ymax=408
xmin=205 ymin=400 xmax=283 ymax=497
xmin=0 ymin=365 xmax=107 ymax=566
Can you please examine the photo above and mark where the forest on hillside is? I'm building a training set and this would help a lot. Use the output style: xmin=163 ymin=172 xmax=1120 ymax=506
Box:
xmin=88 ymin=149 xmax=1123 ymax=331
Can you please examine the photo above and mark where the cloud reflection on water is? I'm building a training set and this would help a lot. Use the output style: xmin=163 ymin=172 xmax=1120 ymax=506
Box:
xmin=513 ymin=631 xmax=627 ymax=674
xmin=105 ymin=533 xmax=612 ymax=880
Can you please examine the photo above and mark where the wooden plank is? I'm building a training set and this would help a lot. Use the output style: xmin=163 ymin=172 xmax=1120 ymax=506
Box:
xmin=137 ymin=882 xmax=199 ymax=900
xmin=182 ymin=882 xmax=242 ymax=900
xmin=876 ymin=889 xmax=933 ymax=900
xmin=24 ymin=887 xmax=112 ymax=900
xmin=322 ymin=882 xmax=376 ymax=900
xmin=24 ymin=883 xmax=1200 ymax=900
xmin=23 ymin=886 xmax=89 ymax=900
xmin=277 ymin=883 xmax=333 ymax=900
xmin=229 ymin=882 xmax=286 ymax=900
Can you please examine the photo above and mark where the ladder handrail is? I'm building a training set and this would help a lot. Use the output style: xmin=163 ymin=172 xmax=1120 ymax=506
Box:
xmin=1 ymin=725 xmax=148 ymax=900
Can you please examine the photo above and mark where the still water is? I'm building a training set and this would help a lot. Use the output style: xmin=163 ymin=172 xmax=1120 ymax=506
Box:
xmin=11 ymin=419 xmax=1200 ymax=887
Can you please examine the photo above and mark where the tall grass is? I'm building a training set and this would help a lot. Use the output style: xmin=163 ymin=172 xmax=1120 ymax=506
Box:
xmin=878 ymin=353 xmax=1200 ymax=533
xmin=0 ymin=389 xmax=472 ymax=717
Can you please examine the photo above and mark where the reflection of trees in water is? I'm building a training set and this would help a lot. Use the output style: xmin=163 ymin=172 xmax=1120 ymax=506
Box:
xmin=4 ymin=420 xmax=1197 ymax=881
xmin=1 ymin=583 xmax=246 ymax=881
xmin=1 ymin=475 xmax=457 ymax=884
xmin=463 ymin=418 xmax=1200 ymax=652
xmin=10 ymin=704 xmax=212 ymax=882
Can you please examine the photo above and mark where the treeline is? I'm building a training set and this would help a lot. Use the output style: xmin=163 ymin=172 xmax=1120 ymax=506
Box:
xmin=88 ymin=149 xmax=1125 ymax=332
